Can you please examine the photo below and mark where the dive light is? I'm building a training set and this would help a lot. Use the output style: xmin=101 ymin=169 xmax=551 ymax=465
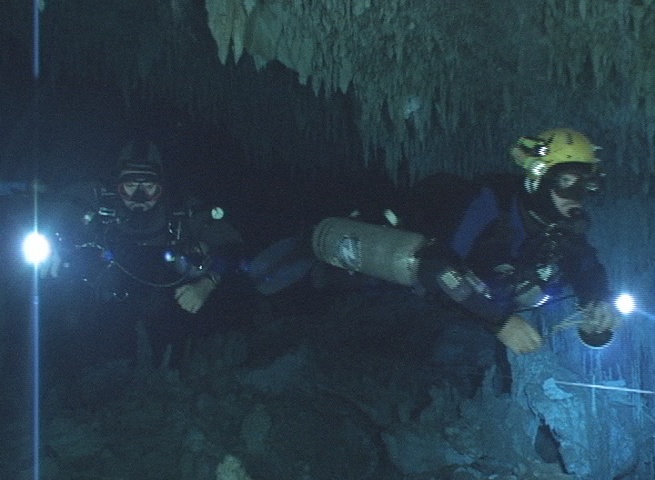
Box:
xmin=22 ymin=231 xmax=51 ymax=266
xmin=614 ymin=293 xmax=635 ymax=315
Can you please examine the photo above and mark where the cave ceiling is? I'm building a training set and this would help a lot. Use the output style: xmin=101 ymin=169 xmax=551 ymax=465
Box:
xmin=2 ymin=0 xmax=655 ymax=188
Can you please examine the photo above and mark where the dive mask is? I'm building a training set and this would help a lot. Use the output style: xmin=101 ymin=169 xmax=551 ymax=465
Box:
xmin=118 ymin=180 xmax=162 ymax=203
xmin=546 ymin=164 xmax=604 ymax=201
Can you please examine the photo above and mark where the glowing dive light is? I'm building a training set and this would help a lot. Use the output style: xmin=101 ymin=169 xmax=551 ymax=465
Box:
xmin=614 ymin=293 xmax=635 ymax=315
xmin=22 ymin=231 xmax=51 ymax=266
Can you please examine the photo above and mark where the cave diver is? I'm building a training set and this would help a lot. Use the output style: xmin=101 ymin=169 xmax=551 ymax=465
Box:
xmin=39 ymin=140 xmax=248 ymax=365
xmin=312 ymin=128 xmax=622 ymax=354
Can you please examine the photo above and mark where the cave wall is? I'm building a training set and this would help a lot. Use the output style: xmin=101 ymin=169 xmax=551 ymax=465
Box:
xmin=4 ymin=0 xmax=655 ymax=186
xmin=204 ymin=0 xmax=655 ymax=184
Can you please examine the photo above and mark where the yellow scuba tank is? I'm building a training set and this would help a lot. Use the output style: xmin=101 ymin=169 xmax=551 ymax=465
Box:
xmin=312 ymin=217 xmax=428 ymax=286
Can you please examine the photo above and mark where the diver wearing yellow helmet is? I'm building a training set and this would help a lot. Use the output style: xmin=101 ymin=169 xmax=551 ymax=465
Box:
xmin=510 ymin=128 xmax=605 ymax=222
xmin=312 ymin=127 xmax=621 ymax=355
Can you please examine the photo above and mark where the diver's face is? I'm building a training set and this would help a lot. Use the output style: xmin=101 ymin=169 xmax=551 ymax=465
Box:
xmin=544 ymin=165 xmax=602 ymax=218
xmin=550 ymin=189 xmax=582 ymax=218
xmin=118 ymin=181 xmax=162 ymax=212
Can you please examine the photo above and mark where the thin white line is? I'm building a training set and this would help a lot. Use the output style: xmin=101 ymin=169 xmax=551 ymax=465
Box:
xmin=555 ymin=380 xmax=655 ymax=395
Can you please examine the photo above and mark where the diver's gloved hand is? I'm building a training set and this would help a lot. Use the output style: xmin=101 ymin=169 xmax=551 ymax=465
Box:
xmin=579 ymin=301 xmax=621 ymax=334
xmin=39 ymin=248 xmax=62 ymax=279
xmin=174 ymin=275 xmax=218 ymax=314
xmin=495 ymin=314 xmax=543 ymax=354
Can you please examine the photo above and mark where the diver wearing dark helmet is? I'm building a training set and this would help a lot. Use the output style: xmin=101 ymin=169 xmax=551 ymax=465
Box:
xmin=40 ymin=140 xmax=245 ymax=365
xmin=313 ymin=128 xmax=622 ymax=354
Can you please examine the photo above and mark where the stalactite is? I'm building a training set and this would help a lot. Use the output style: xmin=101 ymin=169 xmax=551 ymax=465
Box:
xmin=202 ymin=0 xmax=494 ymax=180
xmin=10 ymin=0 xmax=654 ymax=186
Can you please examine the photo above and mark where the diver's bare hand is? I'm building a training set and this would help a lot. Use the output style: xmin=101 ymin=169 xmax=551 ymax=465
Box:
xmin=174 ymin=276 xmax=217 ymax=314
xmin=580 ymin=301 xmax=621 ymax=333
xmin=496 ymin=315 xmax=543 ymax=354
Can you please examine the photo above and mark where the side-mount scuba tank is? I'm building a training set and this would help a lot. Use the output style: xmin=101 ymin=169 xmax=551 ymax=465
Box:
xmin=312 ymin=217 xmax=511 ymax=331
xmin=312 ymin=217 xmax=427 ymax=286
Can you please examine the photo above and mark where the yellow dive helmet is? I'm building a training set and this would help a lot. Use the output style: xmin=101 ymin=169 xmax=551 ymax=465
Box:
xmin=510 ymin=128 xmax=600 ymax=180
